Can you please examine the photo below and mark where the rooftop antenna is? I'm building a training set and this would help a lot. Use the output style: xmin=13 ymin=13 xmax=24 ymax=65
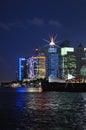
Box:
xmin=43 ymin=34 xmax=61 ymax=48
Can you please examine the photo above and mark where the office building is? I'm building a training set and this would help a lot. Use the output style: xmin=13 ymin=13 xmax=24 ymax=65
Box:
xmin=76 ymin=44 xmax=85 ymax=77
xmin=28 ymin=47 xmax=46 ymax=79
xmin=37 ymin=52 xmax=46 ymax=79
xmin=35 ymin=47 xmax=46 ymax=79
xmin=28 ymin=56 xmax=38 ymax=79
xmin=18 ymin=58 xmax=28 ymax=81
xmin=58 ymin=47 xmax=76 ymax=79
xmin=46 ymin=37 xmax=59 ymax=78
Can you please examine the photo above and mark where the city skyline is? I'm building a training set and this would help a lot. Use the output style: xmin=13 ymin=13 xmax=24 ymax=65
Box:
xmin=0 ymin=0 xmax=86 ymax=81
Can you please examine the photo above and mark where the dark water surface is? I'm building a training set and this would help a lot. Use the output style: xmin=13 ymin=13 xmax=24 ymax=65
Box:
xmin=0 ymin=88 xmax=86 ymax=130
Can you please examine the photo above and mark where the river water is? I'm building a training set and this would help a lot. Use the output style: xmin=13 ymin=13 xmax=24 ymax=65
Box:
xmin=0 ymin=88 xmax=86 ymax=130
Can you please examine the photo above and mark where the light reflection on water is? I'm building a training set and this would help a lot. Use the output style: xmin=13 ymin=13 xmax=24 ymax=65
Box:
xmin=0 ymin=89 xmax=86 ymax=130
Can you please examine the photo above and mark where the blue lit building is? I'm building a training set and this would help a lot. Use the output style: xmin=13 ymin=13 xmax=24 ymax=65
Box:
xmin=18 ymin=58 xmax=28 ymax=81
xmin=46 ymin=37 xmax=58 ymax=78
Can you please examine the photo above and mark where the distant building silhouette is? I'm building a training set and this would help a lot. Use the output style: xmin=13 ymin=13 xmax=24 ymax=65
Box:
xmin=75 ymin=43 xmax=85 ymax=77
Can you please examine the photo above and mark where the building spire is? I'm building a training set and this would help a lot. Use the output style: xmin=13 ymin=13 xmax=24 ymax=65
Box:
xmin=49 ymin=36 xmax=55 ymax=46
xmin=43 ymin=34 xmax=61 ymax=48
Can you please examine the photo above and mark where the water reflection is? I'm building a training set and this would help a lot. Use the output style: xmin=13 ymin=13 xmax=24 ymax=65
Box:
xmin=0 ymin=91 xmax=86 ymax=130
xmin=14 ymin=92 xmax=86 ymax=129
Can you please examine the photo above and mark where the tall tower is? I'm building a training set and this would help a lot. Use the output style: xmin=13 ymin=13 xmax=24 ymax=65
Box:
xmin=58 ymin=47 xmax=76 ymax=79
xmin=35 ymin=47 xmax=46 ymax=79
xmin=37 ymin=50 xmax=46 ymax=79
xmin=18 ymin=58 xmax=28 ymax=81
xmin=46 ymin=37 xmax=58 ymax=78
xmin=28 ymin=56 xmax=38 ymax=79
xmin=76 ymin=43 xmax=85 ymax=77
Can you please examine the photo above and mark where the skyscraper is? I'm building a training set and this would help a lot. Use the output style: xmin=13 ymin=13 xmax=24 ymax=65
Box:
xmin=37 ymin=53 xmax=46 ymax=79
xmin=46 ymin=37 xmax=58 ymax=78
xmin=28 ymin=48 xmax=46 ymax=79
xmin=28 ymin=56 xmax=38 ymax=79
xmin=18 ymin=58 xmax=28 ymax=81
xmin=35 ymin=47 xmax=46 ymax=79
xmin=77 ymin=47 xmax=86 ymax=79
xmin=76 ymin=43 xmax=85 ymax=77
xmin=58 ymin=47 xmax=76 ymax=79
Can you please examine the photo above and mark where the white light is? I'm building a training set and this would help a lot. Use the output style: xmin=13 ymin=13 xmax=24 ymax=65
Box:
xmin=61 ymin=47 xmax=74 ymax=56
xmin=68 ymin=74 xmax=75 ymax=80
xmin=21 ymin=58 xmax=25 ymax=60
xmin=49 ymin=37 xmax=55 ymax=46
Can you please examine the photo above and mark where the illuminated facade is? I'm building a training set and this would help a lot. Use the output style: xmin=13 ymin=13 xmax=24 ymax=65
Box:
xmin=58 ymin=47 xmax=76 ymax=79
xmin=37 ymin=55 xmax=46 ymax=79
xmin=18 ymin=58 xmax=28 ymax=81
xmin=46 ymin=37 xmax=58 ymax=78
xmin=67 ymin=52 xmax=76 ymax=77
xmin=35 ymin=48 xmax=46 ymax=79
xmin=28 ymin=50 xmax=46 ymax=79
xmin=28 ymin=57 xmax=38 ymax=79
xmin=18 ymin=38 xmax=86 ymax=81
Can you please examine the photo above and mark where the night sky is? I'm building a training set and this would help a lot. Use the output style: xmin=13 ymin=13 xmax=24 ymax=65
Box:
xmin=0 ymin=0 xmax=86 ymax=81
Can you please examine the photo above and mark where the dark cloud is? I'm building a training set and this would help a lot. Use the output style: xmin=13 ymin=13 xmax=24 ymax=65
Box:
xmin=26 ymin=17 xmax=62 ymax=28
xmin=0 ymin=19 xmax=24 ymax=31
xmin=48 ymin=20 xmax=62 ymax=28
xmin=0 ymin=18 xmax=62 ymax=31
xmin=26 ymin=17 xmax=45 ymax=26
xmin=8 ymin=19 xmax=24 ymax=28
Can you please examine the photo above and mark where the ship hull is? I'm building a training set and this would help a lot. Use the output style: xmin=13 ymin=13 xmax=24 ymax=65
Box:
xmin=41 ymin=80 xmax=86 ymax=92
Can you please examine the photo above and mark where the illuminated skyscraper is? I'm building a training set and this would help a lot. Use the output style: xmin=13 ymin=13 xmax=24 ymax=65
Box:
xmin=18 ymin=58 xmax=28 ymax=81
xmin=58 ymin=47 xmax=76 ymax=79
xmin=28 ymin=51 xmax=46 ymax=79
xmin=35 ymin=47 xmax=46 ymax=79
xmin=46 ymin=37 xmax=58 ymax=78
xmin=37 ymin=51 xmax=46 ymax=79
xmin=28 ymin=56 xmax=38 ymax=79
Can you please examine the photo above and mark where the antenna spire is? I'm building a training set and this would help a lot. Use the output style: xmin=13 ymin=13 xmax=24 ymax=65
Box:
xmin=49 ymin=36 xmax=55 ymax=46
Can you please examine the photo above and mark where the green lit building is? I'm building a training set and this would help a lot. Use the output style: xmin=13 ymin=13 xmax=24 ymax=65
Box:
xmin=58 ymin=47 xmax=76 ymax=79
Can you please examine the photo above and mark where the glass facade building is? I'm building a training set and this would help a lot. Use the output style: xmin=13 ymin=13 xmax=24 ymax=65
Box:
xmin=35 ymin=48 xmax=46 ymax=79
xmin=28 ymin=57 xmax=38 ymax=79
xmin=46 ymin=38 xmax=58 ymax=78
xmin=37 ymin=55 xmax=46 ymax=79
xmin=58 ymin=47 xmax=76 ymax=79
xmin=28 ymin=55 xmax=46 ymax=79
xmin=18 ymin=58 xmax=28 ymax=81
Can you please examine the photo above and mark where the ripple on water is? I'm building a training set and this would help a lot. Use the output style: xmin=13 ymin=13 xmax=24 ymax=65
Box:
xmin=0 ymin=91 xmax=86 ymax=130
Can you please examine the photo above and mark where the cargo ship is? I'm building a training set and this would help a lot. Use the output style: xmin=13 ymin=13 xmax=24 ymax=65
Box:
xmin=41 ymin=77 xmax=86 ymax=92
